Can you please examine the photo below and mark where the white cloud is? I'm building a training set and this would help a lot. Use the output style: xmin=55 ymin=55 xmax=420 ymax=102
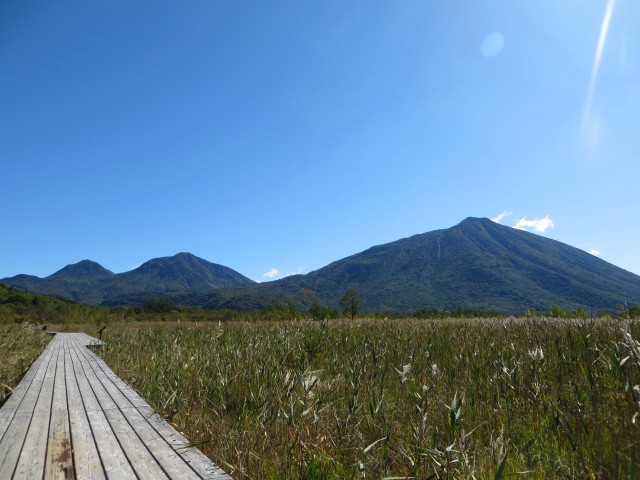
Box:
xmin=263 ymin=268 xmax=280 ymax=279
xmin=262 ymin=266 xmax=305 ymax=280
xmin=589 ymin=249 xmax=602 ymax=256
xmin=491 ymin=211 xmax=512 ymax=223
xmin=513 ymin=215 xmax=554 ymax=233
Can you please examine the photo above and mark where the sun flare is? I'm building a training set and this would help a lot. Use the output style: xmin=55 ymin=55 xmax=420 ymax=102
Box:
xmin=581 ymin=0 xmax=616 ymax=137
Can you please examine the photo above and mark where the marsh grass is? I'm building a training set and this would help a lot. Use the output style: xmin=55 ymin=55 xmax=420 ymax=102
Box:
xmin=0 ymin=323 xmax=51 ymax=406
xmin=92 ymin=318 xmax=640 ymax=479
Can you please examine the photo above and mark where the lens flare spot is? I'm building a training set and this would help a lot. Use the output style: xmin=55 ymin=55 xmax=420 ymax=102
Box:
xmin=481 ymin=32 xmax=505 ymax=57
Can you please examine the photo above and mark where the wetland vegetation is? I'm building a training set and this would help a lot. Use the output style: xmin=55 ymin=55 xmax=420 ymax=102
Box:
xmin=2 ymin=286 xmax=639 ymax=478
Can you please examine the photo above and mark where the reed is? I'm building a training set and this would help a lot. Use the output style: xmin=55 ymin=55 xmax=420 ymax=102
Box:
xmin=0 ymin=323 xmax=51 ymax=406
xmin=90 ymin=317 xmax=640 ymax=479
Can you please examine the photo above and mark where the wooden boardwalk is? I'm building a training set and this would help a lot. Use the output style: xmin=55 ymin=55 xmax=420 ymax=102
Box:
xmin=0 ymin=333 xmax=231 ymax=479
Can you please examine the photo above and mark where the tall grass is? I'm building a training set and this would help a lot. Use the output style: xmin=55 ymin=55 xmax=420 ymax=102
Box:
xmin=0 ymin=324 xmax=51 ymax=406
xmin=97 ymin=318 xmax=640 ymax=479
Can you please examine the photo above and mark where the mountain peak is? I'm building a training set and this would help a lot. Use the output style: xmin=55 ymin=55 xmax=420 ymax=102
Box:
xmin=208 ymin=216 xmax=640 ymax=313
xmin=115 ymin=252 xmax=255 ymax=294
xmin=172 ymin=252 xmax=208 ymax=264
xmin=47 ymin=260 xmax=114 ymax=282
xmin=457 ymin=217 xmax=493 ymax=227
xmin=134 ymin=252 xmax=210 ymax=271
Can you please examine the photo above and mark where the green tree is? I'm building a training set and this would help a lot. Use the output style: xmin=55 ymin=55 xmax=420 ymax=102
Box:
xmin=286 ymin=303 xmax=297 ymax=320
xmin=309 ymin=302 xmax=338 ymax=321
xmin=143 ymin=299 xmax=175 ymax=313
xmin=340 ymin=288 xmax=362 ymax=321
xmin=550 ymin=305 xmax=567 ymax=318
xmin=571 ymin=306 xmax=588 ymax=319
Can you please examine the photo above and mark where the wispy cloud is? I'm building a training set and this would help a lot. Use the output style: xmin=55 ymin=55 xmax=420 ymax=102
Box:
xmin=263 ymin=268 xmax=280 ymax=279
xmin=513 ymin=215 xmax=554 ymax=233
xmin=589 ymin=249 xmax=602 ymax=256
xmin=491 ymin=211 xmax=512 ymax=224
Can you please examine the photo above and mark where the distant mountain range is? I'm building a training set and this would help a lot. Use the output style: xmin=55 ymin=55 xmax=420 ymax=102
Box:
xmin=3 ymin=218 xmax=640 ymax=313
xmin=0 ymin=252 xmax=254 ymax=305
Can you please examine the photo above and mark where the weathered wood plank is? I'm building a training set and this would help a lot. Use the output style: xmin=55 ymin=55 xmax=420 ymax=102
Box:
xmin=70 ymin=332 xmax=104 ymax=347
xmin=79 ymin=348 xmax=147 ymax=408
xmin=0 ymin=338 xmax=52 ymax=442
xmin=64 ymin=338 xmax=105 ymax=480
xmin=72 ymin=344 xmax=203 ymax=479
xmin=69 ymin=342 xmax=170 ymax=480
xmin=137 ymin=405 xmax=232 ymax=480
xmin=0 ymin=338 xmax=58 ymax=476
xmin=0 ymin=411 xmax=32 ymax=478
xmin=13 ymin=338 xmax=62 ymax=479
xmin=68 ymin=340 xmax=137 ymax=479
xmin=0 ymin=337 xmax=51 ymax=441
xmin=45 ymin=335 xmax=74 ymax=479
xmin=76 ymin=343 xmax=231 ymax=479
xmin=47 ymin=332 xmax=104 ymax=347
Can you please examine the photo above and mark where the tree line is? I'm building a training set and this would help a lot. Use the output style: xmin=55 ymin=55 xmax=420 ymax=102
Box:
xmin=2 ymin=284 xmax=639 ymax=324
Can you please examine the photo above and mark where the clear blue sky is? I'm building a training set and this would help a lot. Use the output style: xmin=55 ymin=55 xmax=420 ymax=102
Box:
xmin=1 ymin=0 xmax=639 ymax=281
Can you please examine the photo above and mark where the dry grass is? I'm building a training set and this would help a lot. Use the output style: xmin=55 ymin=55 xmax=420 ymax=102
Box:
xmin=2 ymin=317 xmax=638 ymax=478
xmin=0 ymin=323 xmax=51 ymax=407
xmin=91 ymin=317 xmax=640 ymax=479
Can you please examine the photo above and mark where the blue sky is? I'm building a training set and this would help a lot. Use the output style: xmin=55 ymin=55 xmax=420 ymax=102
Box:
xmin=1 ymin=0 xmax=639 ymax=281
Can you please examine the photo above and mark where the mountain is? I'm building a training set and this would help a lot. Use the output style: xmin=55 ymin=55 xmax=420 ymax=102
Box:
xmin=99 ymin=253 xmax=255 ymax=301
xmin=159 ymin=217 xmax=640 ymax=314
xmin=48 ymin=260 xmax=115 ymax=283
xmin=0 ymin=260 xmax=112 ymax=302
xmin=4 ymin=218 xmax=640 ymax=313
xmin=1 ymin=253 xmax=254 ymax=305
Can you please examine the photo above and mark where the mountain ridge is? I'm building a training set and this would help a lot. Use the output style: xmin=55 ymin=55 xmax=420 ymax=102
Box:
xmin=1 ymin=253 xmax=254 ymax=304
xmin=100 ymin=217 xmax=640 ymax=313
xmin=3 ymin=218 xmax=640 ymax=313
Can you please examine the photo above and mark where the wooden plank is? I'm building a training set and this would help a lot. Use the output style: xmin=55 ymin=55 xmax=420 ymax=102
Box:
xmin=69 ymin=332 xmax=104 ymax=347
xmin=13 ymin=337 xmax=62 ymax=479
xmin=137 ymin=405 xmax=232 ymax=480
xmin=74 ymin=339 xmax=231 ymax=479
xmin=0 ymin=337 xmax=58 ymax=477
xmin=72 ymin=345 xmax=203 ymax=480
xmin=0 ymin=411 xmax=32 ymax=478
xmin=46 ymin=332 xmax=103 ymax=347
xmin=78 ymin=341 xmax=231 ymax=479
xmin=68 ymin=341 xmax=137 ymax=479
xmin=64 ymin=337 xmax=105 ymax=480
xmin=0 ymin=337 xmax=51 ymax=440
xmin=0 ymin=338 xmax=52 ymax=442
xmin=69 ymin=342 xmax=170 ymax=480
xmin=45 ymin=335 xmax=75 ymax=479
xmin=81 ymin=347 xmax=230 ymax=479
xmin=80 ymin=349 xmax=148 ymax=408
